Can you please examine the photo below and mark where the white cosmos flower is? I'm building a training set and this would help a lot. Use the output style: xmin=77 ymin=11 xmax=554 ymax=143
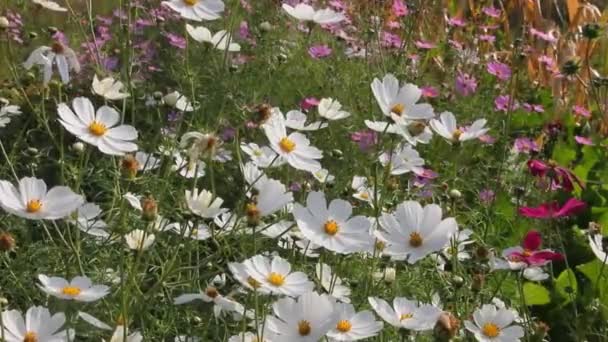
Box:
xmin=24 ymin=42 xmax=80 ymax=84
xmin=442 ymin=228 xmax=474 ymax=261
xmin=278 ymin=235 xmax=322 ymax=258
xmin=77 ymin=311 xmax=113 ymax=331
xmin=589 ymin=234 xmax=608 ymax=263
xmin=351 ymin=176 xmax=379 ymax=206
xmin=282 ymin=3 xmax=345 ymax=24
xmin=174 ymin=286 xmax=245 ymax=318
xmin=312 ymin=168 xmax=335 ymax=184
xmin=285 ymin=110 xmax=327 ymax=131
xmin=379 ymin=144 xmax=425 ymax=175
xmin=71 ymin=203 xmax=109 ymax=238
xmin=327 ymin=303 xmax=383 ymax=341
xmin=0 ymin=306 xmax=74 ymax=341
xmin=246 ymin=178 xmax=293 ymax=219
xmin=92 ymin=75 xmax=130 ymax=100
xmin=0 ymin=177 xmax=83 ymax=220
xmin=371 ymin=74 xmax=434 ymax=120
xmin=174 ymin=154 xmax=206 ymax=178
xmin=318 ymin=98 xmax=351 ymax=121
xmin=243 ymin=255 xmax=314 ymax=296
xmin=464 ymin=304 xmax=524 ymax=342
xmin=185 ymin=188 xmax=225 ymax=218
xmin=265 ymin=291 xmax=339 ymax=342
xmin=163 ymin=91 xmax=194 ymax=112
xmin=166 ymin=221 xmax=211 ymax=240
xmin=124 ymin=229 xmax=155 ymax=251
xmin=228 ymin=259 xmax=263 ymax=291
xmin=316 ymin=263 xmax=351 ymax=303
xmin=228 ymin=332 xmax=274 ymax=342
xmin=58 ymin=97 xmax=138 ymax=155
xmin=0 ymin=104 xmax=21 ymax=128
xmin=430 ymin=111 xmax=488 ymax=143
xmin=134 ymin=151 xmax=161 ymax=171
xmin=186 ymin=24 xmax=240 ymax=51
xmin=377 ymin=200 xmax=458 ymax=264
xmin=391 ymin=117 xmax=434 ymax=146
xmin=368 ymin=297 xmax=442 ymax=331
xmin=33 ymin=0 xmax=67 ymax=12
xmin=263 ymin=108 xmax=323 ymax=172
xmin=241 ymin=143 xmax=280 ymax=168
xmin=293 ymin=191 xmax=372 ymax=254
xmin=122 ymin=193 xmax=170 ymax=231
xmin=162 ymin=0 xmax=224 ymax=21
xmin=38 ymin=275 xmax=110 ymax=302
xmin=105 ymin=326 xmax=143 ymax=342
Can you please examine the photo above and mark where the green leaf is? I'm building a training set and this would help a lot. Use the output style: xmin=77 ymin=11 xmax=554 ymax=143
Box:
xmin=577 ymin=259 xmax=607 ymax=286
xmin=552 ymin=141 xmax=576 ymax=166
xmin=555 ymin=268 xmax=578 ymax=303
xmin=522 ymin=282 xmax=551 ymax=305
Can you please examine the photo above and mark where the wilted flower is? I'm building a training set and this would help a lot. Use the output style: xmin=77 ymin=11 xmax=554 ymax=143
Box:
xmin=24 ymin=40 xmax=80 ymax=84
xmin=519 ymin=198 xmax=586 ymax=219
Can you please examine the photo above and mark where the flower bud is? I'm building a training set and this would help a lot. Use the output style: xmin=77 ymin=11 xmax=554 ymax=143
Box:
xmin=582 ymin=23 xmax=601 ymax=40
xmin=0 ymin=232 xmax=16 ymax=252
xmin=434 ymin=311 xmax=460 ymax=340
xmin=383 ymin=267 xmax=396 ymax=283
xmin=449 ymin=189 xmax=462 ymax=198
xmin=472 ymin=273 xmax=485 ymax=292
xmin=561 ymin=59 xmax=580 ymax=76
xmin=71 ymin=142 xmax=85 ymax=152
xmin=259 ymin=21 xmax=272 ymax=32
xmin=121 ymin=154 xmax=139 ymax=179
xmin=0 ymin=297 xmax=7 ymax=306
xmin=141 ymin=195 xmax=158 ymax=222
xmin=0 ymin=16 xmax=9 ymax=29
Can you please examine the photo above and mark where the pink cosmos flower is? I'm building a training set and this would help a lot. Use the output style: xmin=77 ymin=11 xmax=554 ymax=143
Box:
xmin=350 ymin=129 xmax=378 ymax=152
xmin=447 ymin=16 xmax=466 ymax=27
xmin=421 ymin=86 xmax=439 ymax=98
xmin=415 ymin=40 xmax=436 ymax=49
xmin=487 ymin=61 xmax=511 ymax=80
xmin=522 ymin=103 xmax=544 ymax=113
xmin=391 ymin=0 xmax=408 ymax=17
xmin=381 ymin=31 xmax=402 ymax=48
xmin=479 ymin=134 xmax=496 ymax=144
xmin=527 ymin=159 xmax=583 ymax=192
xmin=308 ymin=45 xmax=332 ymax=59
xmin=482 ymin=6 xmax=501 ymax=18
xmin=519 ymin=198 xmax=586 ymax=219
xmin=530 ymin=28 xmax=558 ymax=44
xmin=503 ymin=230 xmax=563 ymax=266
xmin=495 ymin=95 xmax=519 ymax=112
xmin=513 ymin=138 xmax=539 ymax=154
xmin=300 ymin=97 xmax=320 ymax=111
xmin=479 ymin=189 xmax=495 ymax=204
xmin=164 ymin=32 xmax=186 ymax=49
xmin=575 ymin=136 xmax=593 ymax=146
xmin=455 ymin=73 xmax=477 ymax=96
xmin=479 ymin=34 xmax=496 ymax=43
xmin=573 ymin=105 xmax=591 ymax=118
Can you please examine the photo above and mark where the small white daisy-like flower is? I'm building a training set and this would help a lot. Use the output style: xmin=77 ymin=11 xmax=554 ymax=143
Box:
xmin=57 ymin=97 xmax=138 ymax=155
xmin=174 ymin=286 xmax=245 ymax=319
xmin=464 ymin=304 xmax=524 ymax=342
xmin=318 ymin=98 xmax=351 ymax=121
xmin=430 ymin=111 xmax=488 ymax=143
xmin=263 ymin=108 xmax=323 ymax=173
xmin=282 ymin=3 xmax=345 ymax=24
xmin=316 ymin=263 xmax=351 ymax=303
xmin=174 ymin=154 xmax=206 ymax=178
xmin=326 ymin=303 xmax=383 ymax=341
xmin=228 ymin=259 xmax=263 ymax=291
xmin=166 ymin=221 xmax=211 ymax=240
xmin=293 ymin=191 xmax=372 ymax=254
xmin=163 ymin=91 xmax=194 ymax=112
xmin=285 ymin=110 xmax=327 ymax=131
xmin=24 ymin=41 xmax=80 ymax=84
xmin=0 ymin=103 xmax=21 ymax=128
xmin=185 ymin=188 xmax=225 ymax=218
xmin=377 ymin=200 xmax=458 ymax=264
xmin=371 ymin=74 xmax=434 ymax=120
xmin=265 ymin=291 xmax=339 ymax=341
xmin=589 ymin=233 xmax=607 ymax=263
xmin=378 ymin=144 xmax=425 ymax=176
xmin=162 ymin=0 xmax=225 ymax=21
xmin=241 ymin=143 xmax=281 ymax=168
xmin=77 ymin=311 xmax=113 ymax=331
xmin=134 ymin=151 xmax=161 ymax=171
xmin=245 ymin=178 xmax=293 ymax=222
xmin=0 ymin=177 xmax=84 ymax=220
xmin=0 ymin=306 xmax=74 ymax=341
xmin=228 ymin=332 xmax=274 ymax=342
xmin=71 ymin=202 xmax=109 ymax=238
xmin=186 ymin=24 xmax=240 ymax=51
xmin=38 ymin=275 xmax=110 ymax=302
xmin=391 ymin=116 xmax=434 ymax=146
xmin=92 ymin=75 xmax=130 ymax=101
xmin=124 ymin=229 xmax=155 ymax=251
xmin=312 ymin=168 xmax=335 ymax=184
xmin=105 ymin=325 xmax=143 ymax=342
xmin=368 ymin=296 xmax=442 ymax=331
xmin=33 ymin=0 xmax=67 ymax=11
xmin=351 ymin=176 xmax=379 ymax=206
xmin=243 ymin=255 xmax=314 ymax=296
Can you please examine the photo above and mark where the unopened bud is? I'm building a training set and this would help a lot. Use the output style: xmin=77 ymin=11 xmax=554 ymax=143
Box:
xmin=434 ymin=311 xmax=461 ymax=340
xmin=449 ymin=189 xmax=462 ymax=198
xmin=472 ymin=273 xmax=485 ymax=292
xmin=259 ymin=21 xmax=272 ymax=32
xmin=71 ymin=142 xmax=85 ymax=153
xmin=383 ymin=267 xmax=396 ymax=283
xmin=121 ymin=154 xmax=139 ymax=179
xmin=0 ymin=232 xmax=16 ymax=252
xmin=141 ymin=195 xmax=158 ymax=222
xmin=0 ymin=16 xmax=9 ymax=29
xmin=582 ymin=23 xmax=601 ymax=40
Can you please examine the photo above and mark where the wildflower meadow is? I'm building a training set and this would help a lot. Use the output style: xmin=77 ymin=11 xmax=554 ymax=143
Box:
xmin=1 ymin=0 xmax=608 ymax=341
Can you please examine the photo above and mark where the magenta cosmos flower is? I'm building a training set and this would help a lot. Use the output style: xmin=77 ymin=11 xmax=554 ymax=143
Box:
xmin=455 ymin=73 xmax=477 ymax=96
xmin=519 ymin=198 xmax=586 ymax=219
xmin=527 ymin=159 xmax=583 ymax=192
xmin=308 ymin=44 xmax=332 ymax=59
xmin=503 ymin=230 xmax=562 ymax=266
xmin=487 ymin=61 xmax=511 ymax=81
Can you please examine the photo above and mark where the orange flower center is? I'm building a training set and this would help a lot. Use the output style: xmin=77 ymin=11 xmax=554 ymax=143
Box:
xmin=23 ymin=331 xmax=38 ymax=342
xmin=391 ymin=103 xmax=405 ymax=116
xmin=278 ymin=137 xmax=296 ymax=153
xmin=267 ymin=272 xmax=285 ymax=286
xmin=205 ymin=287 xmax=219 ymax=298
xmin=26 ymin=199 xmax=43 ymax=213
xmin=409 ymin=232 xmax=423 ymax=247
xmin=61 ymin=286 xmax=81 ymax=296
xmin=298 ymin=320 xmax=311 ymax=336
xmin=452 ymin=129 xmax=463 ymax=141
xmin=408 ymin=120 xmax=426 ymax=135
xmin=336 ymin=319 xmax=352 ymax=332
xmin=482 ymin=322 xmax=500 ymax=338
xmin=183 ymin=0 xmax=198 ymax=5
xmin=89 ymin=121 xmax=108 ymax=136
xmin=323 ymin=220 xmax=339 ymax=236
xmin=400 ymin=313 xmax=413 ymax=321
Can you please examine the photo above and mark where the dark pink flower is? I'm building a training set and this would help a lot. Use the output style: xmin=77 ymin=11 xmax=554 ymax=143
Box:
xmin=391 ymin=0 xmax=408 ymax=17
xmin=300 ymin=97 xmax=320 ymax=111
xmin=447 ymin=16 xmax=466 ymax=27
xmin=504 ymin=230 xmax=563 ymax=266
xmin=308 ymin=45 xmax=332 ymax=59
xmin=482 ymin=6 xmax=501 ymax=18
xmin=164 ymin=32 xmax=186 ymax=49
xmin=522 ymin=103 xmax=544 ymax=113
xmin=527 ymin=159 xmax=583 ymax=192
xmin=519 ymin=198 xmax=586 ymax=219
xmin=573 ymin=105 xmax=591 ymax=118
xmin=381 ymin=31 xmax=402 ymax=48
xmin=530 ymin=28 xmax=558 ymax=44
xmin=479 ymin=34 xmax=496 ymax=43
xmin=495 ymin=95 xmax=519 ymax=112
xmin=487 ymin=61 xmax=511 ymax=81
xmin=575 ymin=136 xmax=593 ymax=146
xmin=421 ymin=86 xmax=439 ymax=98
xmin=455 ymin=73 xmax=477 ymax=96
xmin=350 ymin=129 xmax=378 ymax=152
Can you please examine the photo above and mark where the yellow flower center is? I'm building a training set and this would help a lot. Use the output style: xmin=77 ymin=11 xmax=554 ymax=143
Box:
xmin=400 ymin=313 xmax=413 ymax=321
xmin=205 ymin=287 xmax=219 ymax=298
xmin=324 ymin=220 xmax=339 ymax=236
xmin=452 ymin=129 xmax=463 ymax=141
xmin=89 ymin=121 xmax=108 ymax=136
xmin=61 ymin=286 xmax=81 ymax=296
xmin=183 ymin=0 xmax=198 ymax=5
xmin=336 ymin=319 xmax=352 ymax=332
xmin=267 ymin=272 xmax=285 ymax=287
xmin=298 ymin=320 xmax=312 ymax=336
xmin=247 ymin=276 xmax=261 ymax=289
xmin=23 ymin=331 xmax=38 ymax=342
xmin=522 ymin=249 xmax=533 ymax=257
xmin=409 ymin=232 xmax=423 ymax=247
xmin=278 ymin=137 xmax=296 ymax=153
xmin=375 ymin=240 xmax=386 ymax=251
xmin=359 ymin=192 xmax=369 ymax=199
xmin=26 ymin=199 xmax=43 ymax=213
xmin=482 ymin=322 xmax=501 ymax=338
xmin=408 ymin=121 xmax=426 ymax=136
xmin=391 ymin=103 xmax=405 ymax=116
